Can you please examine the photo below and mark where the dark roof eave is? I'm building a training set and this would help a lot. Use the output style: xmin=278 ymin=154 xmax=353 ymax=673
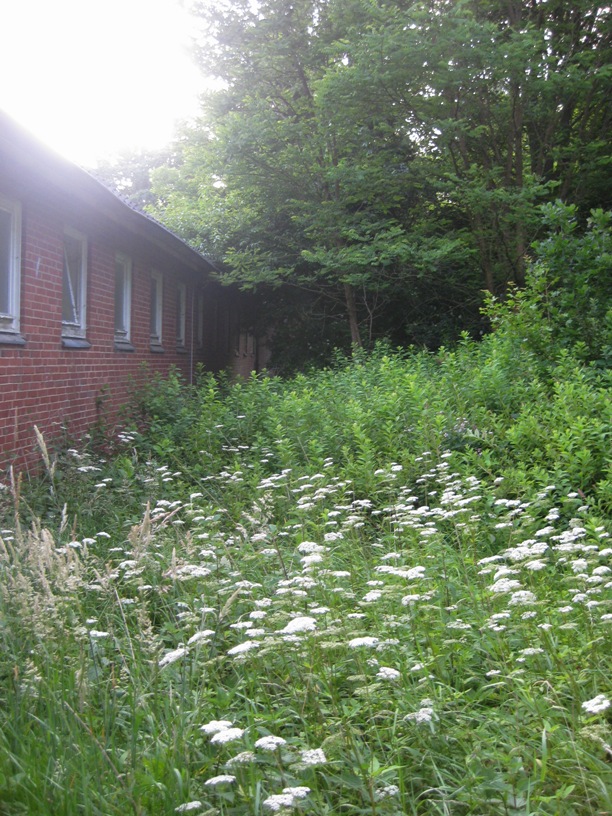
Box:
xmin=0 ymin=109 xmax=217 ymax=276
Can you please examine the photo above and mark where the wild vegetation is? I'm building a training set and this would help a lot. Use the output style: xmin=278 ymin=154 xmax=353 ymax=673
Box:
xmin=3 ymin=5 xmax=612 ymax=812
xmin=96 ymin=0 xmax=612 ymax=362
xmin=0 ymin=243 xmax=610 ymax=814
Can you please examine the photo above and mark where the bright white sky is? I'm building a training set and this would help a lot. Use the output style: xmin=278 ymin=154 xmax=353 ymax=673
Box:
xmin=0 ymin=0 xmax=206 ymax=167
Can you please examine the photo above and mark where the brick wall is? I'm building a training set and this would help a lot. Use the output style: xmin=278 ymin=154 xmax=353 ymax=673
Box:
xmin=0 ymin=195 xmax=248 ymax=474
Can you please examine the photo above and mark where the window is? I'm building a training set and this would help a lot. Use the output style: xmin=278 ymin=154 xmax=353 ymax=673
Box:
xmin=150 ymin=271 xmax=163 ymax=350
xmin=0 ymin=194 xmax=23 ymax=341
xmin=196 ymin=290 xmax=205 ymax=348
xmin=114 ymin=253 xmax=133 ymax=349
xmin=212 ymin=301 xmax=219 ymax=351
xmin=62 ymin=228 xmax=88 ymax=342
xmin=176 ymin=283 xmax=186 ymax=348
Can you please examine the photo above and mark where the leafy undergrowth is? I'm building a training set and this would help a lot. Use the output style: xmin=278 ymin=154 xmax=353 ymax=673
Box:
xmin=0 ymin=335 xmax=611 ymax=815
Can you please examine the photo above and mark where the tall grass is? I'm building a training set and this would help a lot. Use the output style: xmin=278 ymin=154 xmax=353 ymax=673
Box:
xmin=0 ymin=291 xmax=610 ymax=814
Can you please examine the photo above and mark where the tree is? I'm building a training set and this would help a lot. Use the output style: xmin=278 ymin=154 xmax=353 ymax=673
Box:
xmin=93 ymin=146 xmax=180 ymax=211
xmin=152 ymin=0 xmax=464 ymax=350
xmin=334 ymin=0 xmax=612 ymax=291
xmin=149 ymin=0 xmax=611 ymax=362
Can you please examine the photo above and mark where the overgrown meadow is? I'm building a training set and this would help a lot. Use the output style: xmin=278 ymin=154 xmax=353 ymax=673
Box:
xmin=1 ymin=291 xmax=611 ymax=815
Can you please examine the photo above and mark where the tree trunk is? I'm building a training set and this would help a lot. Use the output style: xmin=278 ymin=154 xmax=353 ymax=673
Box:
xmin=344 ymin=283 xmax=362 ymax=349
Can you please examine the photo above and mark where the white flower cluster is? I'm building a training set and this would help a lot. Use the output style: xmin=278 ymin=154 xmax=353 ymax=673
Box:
xmin=582 ymin=694 xmax=610 ymax=715
xmin=175 ymin=802 xmax=202 ymax=813
xmin=489 ymin=578 xmax=522 ymax=594
xmin=225 ymin=751 xmax=256 ymax=767
xmin=254 ymin=735 xmax=287 ymax=751
xmin=205 ymin=774 xmax=236 ymax=786
xmin=405 ymin=706 xmax=435 ymax=724
xmin=263 ymin=787 xmax=310 ymax=812
xmin=200 ymin=719 xmax=233 ymax=735
xmin=228 ymin=640 xmax=261 ymax=656
xmin=210 ymin=727 xmax=245 ymax=745
xmin=279 ymin=616 xmax=317 ymax=635
xmin=159 ymin=647 xmax=188 ymax=668
xmin=299 ymin=748 xmax=327 ymax=766
xmin=348 ymin=636 xmax=379 ymax=649
xmin=374 ymin=784 xmax=400 ymax=801
xmin=376 ymin=666 xmax=401 ymax=681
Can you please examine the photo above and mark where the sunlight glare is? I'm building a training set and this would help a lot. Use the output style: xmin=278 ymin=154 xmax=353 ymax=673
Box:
xmin=0 ymin=0 xmax=205 ymax=166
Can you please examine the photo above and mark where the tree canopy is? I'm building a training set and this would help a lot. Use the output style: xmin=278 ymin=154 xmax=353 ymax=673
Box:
xmin=125 ymin=0 xmax=611 ymax=365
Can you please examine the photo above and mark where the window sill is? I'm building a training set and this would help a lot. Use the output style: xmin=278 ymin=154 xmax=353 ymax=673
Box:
xmin=62 ymin=337 xmax=91 ymax=349
xmin=176 ymin=345 xmax=188 ymax=354
xmin=0 ymin=331 xmax=26 ymax=346
xmin=114 ymin=339 xmax=135 ymax=352
xmin=150 ymin=343 xmax=165 ymax=354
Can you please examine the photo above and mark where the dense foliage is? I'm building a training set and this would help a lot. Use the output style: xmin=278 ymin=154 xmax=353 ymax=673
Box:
xmin=135 ymin=0 xmax=612 ymax=361
xmin=0 ymin=261 xmax=610 ymax=814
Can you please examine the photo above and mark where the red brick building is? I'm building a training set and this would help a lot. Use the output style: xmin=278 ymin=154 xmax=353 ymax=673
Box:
xmin=0 ymin=111 xmax=261 ymax=472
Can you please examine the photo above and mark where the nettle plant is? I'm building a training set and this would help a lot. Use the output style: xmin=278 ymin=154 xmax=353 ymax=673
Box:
xmin=1 ymin=440 xmax=610 ymax=815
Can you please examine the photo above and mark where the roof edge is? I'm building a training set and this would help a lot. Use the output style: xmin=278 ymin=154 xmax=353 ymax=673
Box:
xmin=0 ymin=109 xmax=218 ymax=276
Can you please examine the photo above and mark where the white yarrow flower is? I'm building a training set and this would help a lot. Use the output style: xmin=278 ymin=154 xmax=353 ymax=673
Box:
xmin=255 ymin=735 xmax=287 ymax=751
xmin=405 ymin=707 xmax=434 ymax=724
xmin=348 ymin=636 xmax=379 ymax=648
xmin=188 ymin=630 xmax=215 ymax=645
xmin=263 ymin=788 xmax=311 ymax=811
xmin=262 ymin=794 xmax=296 ymax=812
xmin=377 ymin=666 xmax=401 ymax=681
xmin=524 ymin=559 xmax=547 ymax=571
xmin=225 ymin=751 xmax=255 ymax=768
xmin=508 ymin=590 xmax=537 ymax=606
xmin=205 ymin=774 xmax=236 ymax=786
xmin=175 ymin=802 xmax=203 ymax=813
xmin=363 ymin=590 xmax=383 ymax=602
xmin=299 ymin=748 xmax=327 ymax=766
xmin=489 ymin=578 xmax=522 ymax=594
xmin=225 ymin=750 xmax=256 ymax=767
xmin=283 ymin=786 xmax=310 ymax=799
xmin=227 ymin=640 xmax=261 ymax=655
xmin=582 ymin=694 xmax=610 ymax=715
xmin=159 ymin=647 xmax=188 ymax=668
xmin=201 ymin=719 xmax=233 ymax=735
xmin=297 ymin=541 xmax=325 ymax=553
xmin=518 ymin=647 xmax=544 ymax=657
xmin=374 ymin=784 xmax=400 ymax=801
xmin=279 ymin=616 xmax=317 ymax=635
xmin=210 ymin=728 xmax=245 ymax=745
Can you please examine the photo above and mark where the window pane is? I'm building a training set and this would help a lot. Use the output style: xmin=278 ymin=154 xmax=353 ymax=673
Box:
xmin=63 ymin=234 xmax=82 ymax=324
xmin=150 ymin=274 xmax=162 ymax=342
xmin=197 ymin=292 xmax=205 ymax=347
xmin=150 ymin=277 xmax=158 ymax=337
xmin=0 ymin=208 xmax=11 ymax=315
xmin=115 ymin=260 xmax=126 ymax=333
xmin=176 ymin=285 xmax=186 ymax=345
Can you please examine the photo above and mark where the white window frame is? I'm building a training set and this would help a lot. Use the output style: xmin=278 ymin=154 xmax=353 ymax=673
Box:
xmin=150 ymin=270 xmax=163 ymax=348
xmin=114 ymin=252 xmax=132 ymax=346
xmin=0 ymin=194 xmax=22 ymax=336
xmin=62 ymin=227 xmax=88 ymax=339
xmin=176 ymin=283 xmax=187 ymax=348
